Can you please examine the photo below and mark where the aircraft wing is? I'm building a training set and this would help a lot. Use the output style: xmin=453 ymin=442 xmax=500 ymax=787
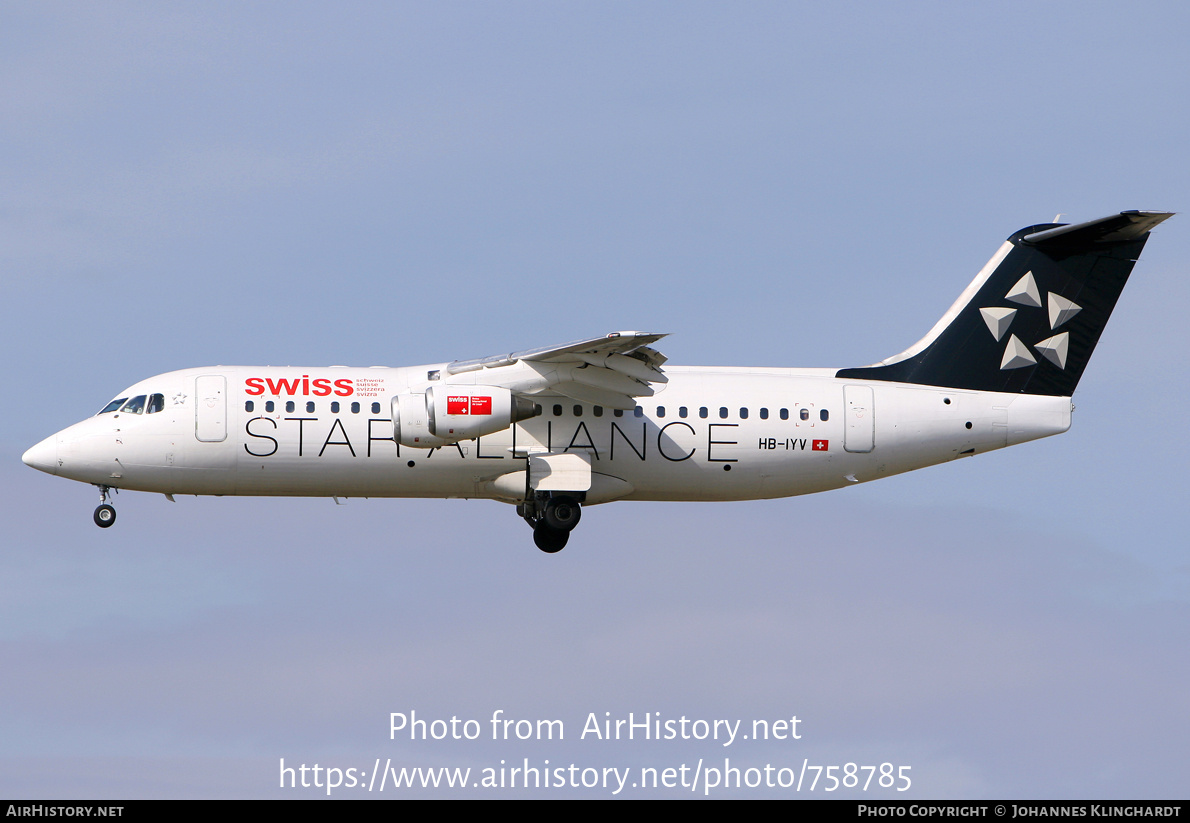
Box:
xmin=443 ymin=331 xmax=669 ymax=410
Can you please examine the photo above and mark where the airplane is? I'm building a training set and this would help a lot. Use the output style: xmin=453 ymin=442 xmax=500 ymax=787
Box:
xmin=22 ymin=210 xmax=1172 ymax=552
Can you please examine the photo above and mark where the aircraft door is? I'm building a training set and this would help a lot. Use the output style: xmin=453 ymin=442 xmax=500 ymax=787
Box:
xmin=843 ymin=385 xmax=874 ymax=453
xmin=195 ymin=375 xmax=227 ymax=442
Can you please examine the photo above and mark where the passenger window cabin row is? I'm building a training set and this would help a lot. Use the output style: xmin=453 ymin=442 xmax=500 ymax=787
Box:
xmin=548 ymin=404 xmax=829 ymax=421
xmin=244 ymin=401 xmax=383 ymax=414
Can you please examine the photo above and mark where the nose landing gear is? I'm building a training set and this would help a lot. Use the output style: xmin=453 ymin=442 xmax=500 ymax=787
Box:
xmin=93 ymin=486 xmax=117 ymax=528
xmin=519 ymin=493 xmax=582 ymax=553
xmin=94 ymin=505 xmax=116 ymax=528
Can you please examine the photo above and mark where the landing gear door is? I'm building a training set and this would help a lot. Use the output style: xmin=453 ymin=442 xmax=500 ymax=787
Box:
xmin=843 ymin=385 xmax=874 ymax=453
xmin=195 ymin=375 xmax=227 ymax=443
xmin=529 ymin=452 xmax=592 ymax=492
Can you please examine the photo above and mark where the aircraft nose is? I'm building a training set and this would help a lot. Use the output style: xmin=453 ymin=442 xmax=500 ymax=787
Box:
xmin=22 ymin=434 xmax=59 ymax=476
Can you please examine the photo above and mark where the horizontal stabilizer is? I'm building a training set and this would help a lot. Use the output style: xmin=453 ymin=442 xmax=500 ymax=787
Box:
xmin=1022 ymin=211 xmax=1173 ymax=250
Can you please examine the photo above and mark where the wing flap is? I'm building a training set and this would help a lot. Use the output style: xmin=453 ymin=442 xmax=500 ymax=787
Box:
xmin=443 ymin=331 xmax=668 ymax=408
xmin=573 ymin=351 xmax=668 ymax=383
xmin=447 ymin=331 xmax=667 ymax=375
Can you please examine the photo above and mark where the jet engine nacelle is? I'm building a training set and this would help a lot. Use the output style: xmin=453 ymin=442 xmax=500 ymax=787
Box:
xmin=392 ymin=385 xmax=539 ymax=448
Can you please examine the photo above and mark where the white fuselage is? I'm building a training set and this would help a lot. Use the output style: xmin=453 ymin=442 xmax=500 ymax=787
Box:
xmin=27 ymin=365 xmax=1072 ymax=505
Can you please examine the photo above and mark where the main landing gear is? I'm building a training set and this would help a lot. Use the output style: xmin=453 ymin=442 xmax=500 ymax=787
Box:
xmin=518 ymin=493 xmax=582 ymax=553
xmin=93 ymin=486 xmax=117 ymax=528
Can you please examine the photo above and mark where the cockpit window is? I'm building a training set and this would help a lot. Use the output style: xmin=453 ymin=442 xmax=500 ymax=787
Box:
xmin=146 ymin=393 xmax=165 ymax=414
xmin=121 ymin=395 xmax=147 ymax=414
xmin=98 ymin=398 xmax=128 ymax=415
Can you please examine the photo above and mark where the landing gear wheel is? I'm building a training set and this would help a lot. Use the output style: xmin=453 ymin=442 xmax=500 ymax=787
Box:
xmin=543 ymin=496 xmax=581 ymax=532
xmin=94 ymin=504 xmax=116 ymax=528
xmin=533 ymin=522 xmax=569 ymax=553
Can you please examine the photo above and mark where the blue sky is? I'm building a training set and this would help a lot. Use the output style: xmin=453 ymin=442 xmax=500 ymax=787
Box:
xmin=2 ymin=2 xmax=1188 ymax=797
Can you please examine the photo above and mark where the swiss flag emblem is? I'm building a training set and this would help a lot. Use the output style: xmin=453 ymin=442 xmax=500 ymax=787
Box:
xmin=447 ymin=396 xmax=470 ymax=415
xmin=812 ymin=439 xmax=829 ymax=451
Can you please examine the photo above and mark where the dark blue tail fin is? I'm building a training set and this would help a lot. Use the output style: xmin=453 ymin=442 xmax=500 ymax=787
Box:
xmin=836 ymin=211 xmax=1172 ymax=396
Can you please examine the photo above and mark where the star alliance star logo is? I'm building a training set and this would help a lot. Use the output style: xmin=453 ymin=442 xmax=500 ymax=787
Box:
xmin=979 ymin=271 xmax=1081 ymax=371
xmin=172 ymin=393 xmax=188 ymax=406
